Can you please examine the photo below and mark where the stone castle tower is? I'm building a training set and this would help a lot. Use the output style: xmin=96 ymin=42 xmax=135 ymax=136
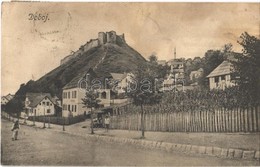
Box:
xmin=60 ymin=31 xmax=126 ymax=65
xmin=98 ymin=31 xmax=125 ymax=45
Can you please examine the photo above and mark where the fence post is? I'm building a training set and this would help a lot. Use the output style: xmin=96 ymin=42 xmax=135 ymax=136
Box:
xmin=237 ymin=107 xmax=241 ymax=132
xmin=48 ymin=117 xmax=50 ymax=129
xmin=63 ymin=117 xmax=65 ymax=131
xmin=256 ymin=106 xmax=259 ymax=132
xmin=33 ymin=112 xmax=35 ymax=126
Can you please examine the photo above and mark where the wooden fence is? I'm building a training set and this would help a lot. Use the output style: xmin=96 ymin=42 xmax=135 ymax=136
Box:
xmin=27 ymin=115 xmax=86 ymax=125
xmin=110 ymin=106 xmax=260 ymax=132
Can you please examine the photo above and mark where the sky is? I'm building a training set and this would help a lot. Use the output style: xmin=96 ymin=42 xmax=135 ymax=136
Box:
xmin=1 ymin=2 xmax=259 ymax=95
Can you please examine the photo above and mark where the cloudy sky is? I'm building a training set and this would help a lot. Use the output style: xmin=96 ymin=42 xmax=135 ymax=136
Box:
xmin=2 ymin=2 xmax=259 ymax=95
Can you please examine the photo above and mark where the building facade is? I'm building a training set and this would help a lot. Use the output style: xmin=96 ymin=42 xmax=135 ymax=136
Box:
xmin=1 ymin=93 xmax=14 ymax=105
xmin=207 ymin=61 xmax=236 ymax=90
xmin=110 ymin=72 xmax=134 ymax=94
xmin=62 ymin=69 xmax=115 ymax=117
xmin=190 ymin=68 xmax=203 ymax=81
xmin=25 ymin=93 xmax=56 ymax=117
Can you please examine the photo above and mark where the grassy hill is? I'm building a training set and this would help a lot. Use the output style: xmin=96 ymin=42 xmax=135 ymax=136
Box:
xmin=15 ymin=41 xmax=147 ymax=98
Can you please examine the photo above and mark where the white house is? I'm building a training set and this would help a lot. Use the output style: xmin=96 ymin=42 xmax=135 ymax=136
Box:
xmin=1 ymin=96 xmax=9 ymax=105
xmin=157 ymin=60 xmax=167 ymax=66
xmin=1 ymin=93 xmax=14 ymax=105
xmin=190 ymin=68 xmax=203 ymax=81
xmin=110 ymin=72 xmax=134 ymax=94
xmin=207 ymin=60 xmax=236 ymax=90
xmin=25 ymin=93 xmax=56 ymax=116
xmin=62 ymin=68 xmax=116 ymax=117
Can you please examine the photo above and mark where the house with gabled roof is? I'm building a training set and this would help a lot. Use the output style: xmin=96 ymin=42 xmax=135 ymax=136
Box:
xmin=62 ymin=68 xmax=114 ymax=117
xmin=110 ymin=72 xmax=134 ymax=94
xmin=207 ymin=60 xmax=236 ymax=90
xmin=25 ymin=93 xmax=57 ymax=116
xmin=1 ymin=96 xmax=9 ymax=105
xmin=1 ymin=93 xmax=14 ymax=105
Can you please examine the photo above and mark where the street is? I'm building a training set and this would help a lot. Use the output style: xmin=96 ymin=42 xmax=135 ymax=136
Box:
xmin=1 ymin=119 xmax=259 ymax=166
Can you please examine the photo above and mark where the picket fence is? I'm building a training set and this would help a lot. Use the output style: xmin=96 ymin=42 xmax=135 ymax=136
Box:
xmin=110 ymin=106 xmax=260 ymax=132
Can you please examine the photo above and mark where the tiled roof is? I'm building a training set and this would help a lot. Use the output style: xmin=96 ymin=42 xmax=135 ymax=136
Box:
xmin=110 ymin=73 xmax=127 ymax=81
xmin=5 ymin=94 xmax=14 ymax=101
xmin=63 ymin=68 xmax=96 ymax=90
xmin=163 ymin=79 xmax=174 ymax=85
xmin=63 ymin=68 xmax=112 ymax=90
xmin=207 ymin=61 xmax=233 ymax=78
xmin=26 ymin=93 xmax=56 ymax=108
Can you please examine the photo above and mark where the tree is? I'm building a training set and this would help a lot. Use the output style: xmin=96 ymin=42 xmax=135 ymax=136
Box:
xmin=222 ymin=43 xmax=233 ymax=53
xmin=198 ymin=50 xmax=225 ymax=88
xmin=127 ymin=64 xmax=162 ymax=138
xmin=232 ymin=32 xmax=260 ymax=106
xmin=82 ymin=90 xmax=101 ymax=134
xmin=5 ymin=95 xmax=25 ymax=118
xmin=148 ymin=54 xmax=158 ymax=64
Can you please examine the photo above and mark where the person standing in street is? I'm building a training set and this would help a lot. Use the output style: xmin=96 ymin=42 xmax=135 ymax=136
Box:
xmin=11 ymin=120 xmax=20 ymax=141
xmin=104 ymin=115 xmax=110 ymax=132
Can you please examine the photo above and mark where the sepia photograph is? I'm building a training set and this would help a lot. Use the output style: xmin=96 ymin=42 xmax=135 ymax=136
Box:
xmin=1 ymin=2 xmax=260 ymax=166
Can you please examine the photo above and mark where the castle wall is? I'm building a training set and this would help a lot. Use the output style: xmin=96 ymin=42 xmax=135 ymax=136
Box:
xmin=61 ymin=54 xmax=73 ymax=65
xmin=60 ymin=31 xmax=125 ymax=65
xmin=118 ymin=33 xmax=125 ymax=41
xmin=60 ymin=50 xmax=82 ymax=65
xmin=84 ymin=39 xmax=99 ymax=52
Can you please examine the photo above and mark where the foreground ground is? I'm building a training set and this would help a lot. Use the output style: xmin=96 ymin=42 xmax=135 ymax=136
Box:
xmin=1 ymin=119 xmax=259 ymax=166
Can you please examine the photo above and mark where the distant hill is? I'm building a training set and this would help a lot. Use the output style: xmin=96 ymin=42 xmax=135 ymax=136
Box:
xmin=15 ymin=31 xmax=147 ymax=98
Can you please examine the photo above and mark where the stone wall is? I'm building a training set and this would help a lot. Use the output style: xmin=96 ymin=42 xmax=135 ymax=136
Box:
xmin=83 ymin=39 xmax=99 ymax=52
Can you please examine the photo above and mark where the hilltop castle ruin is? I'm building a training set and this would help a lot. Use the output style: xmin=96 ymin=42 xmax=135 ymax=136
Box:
xmin=60 ymin=31 xmax=125 ymax=65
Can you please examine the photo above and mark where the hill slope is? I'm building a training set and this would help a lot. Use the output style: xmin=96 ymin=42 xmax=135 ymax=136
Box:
xmin=15 ymin=40 xmax=147 ymax=98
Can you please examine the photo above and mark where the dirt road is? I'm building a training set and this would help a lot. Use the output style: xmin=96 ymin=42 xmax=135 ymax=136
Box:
xmin=1 ymin=119 xmax=258 ymax=166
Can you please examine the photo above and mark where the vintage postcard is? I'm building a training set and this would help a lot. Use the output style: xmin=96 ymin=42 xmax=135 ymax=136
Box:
xmin=1 ymin=2 xmax=260 ymax=166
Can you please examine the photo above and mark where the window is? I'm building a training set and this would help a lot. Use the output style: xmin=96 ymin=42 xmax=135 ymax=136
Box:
xmin=221 ymin=75 xmax=225 ymax=81
xmin=63 ymin=92 xmax=68 ymax=99
xmin=214 ymin=77 xmax=219 ymax=83
xmin=101 ymin=91 xmax=106 ymax=99
xmin=63 ymin=104 xmax=66 ymax=110
xmin=72 ymin=91 xmax=77 ymax=98
xmin=72 ymin=105 xmax=74 ymax=112
xmin=47 ymin=102 xmax=49 ymax=106
xmin=50 ymin=103 xmax=52 ymax=106
xmin=47 ymin=109 xmax=51 ymax=113
xmin=68 ymin=92 xmax=70 ymax=99
xmin=42 ymin=102 xmax=45 ymax=105
xmin=39 ymin=102 xmax=41 ymax=105
xmin=68 ymin=105 xmax=71 ymax=111
xmin=75 ymin=105 xmax=77 ymax=112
